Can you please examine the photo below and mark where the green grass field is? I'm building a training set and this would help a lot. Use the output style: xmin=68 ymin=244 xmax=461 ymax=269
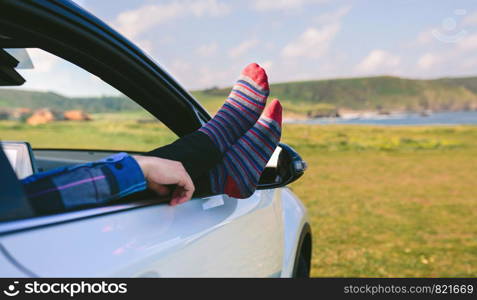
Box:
xmin=1 ymin=118 xmax=476 ymax=277
xmin=284 ymin=125 xmax=477 ymax=277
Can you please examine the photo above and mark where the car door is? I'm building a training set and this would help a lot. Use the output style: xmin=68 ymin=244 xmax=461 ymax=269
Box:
xmin=0 ymin=0 xmax=285 ymax=277
xmin=0 ymin=146 xmax=284 ymax=277
xmin=0 ymin=183 xmax=284 ymax=277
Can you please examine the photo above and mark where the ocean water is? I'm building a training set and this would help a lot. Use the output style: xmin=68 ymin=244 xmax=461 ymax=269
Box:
xmin=287 ymin=111 xmax=477 ymax=126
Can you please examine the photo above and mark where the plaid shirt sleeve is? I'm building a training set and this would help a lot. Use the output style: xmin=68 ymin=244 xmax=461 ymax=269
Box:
xmin=21 ymin=152 xmax=146 ymax=215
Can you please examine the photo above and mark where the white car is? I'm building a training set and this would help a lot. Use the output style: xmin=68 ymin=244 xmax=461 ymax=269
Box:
xmin=0 ymin=0 xmax=311 ymax=277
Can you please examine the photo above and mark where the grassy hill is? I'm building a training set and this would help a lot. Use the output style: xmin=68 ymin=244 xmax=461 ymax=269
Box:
xmin=2 ymin=75 xmax=477 ymax=118
xmin=194 ymin=75 xmax=477 ymax=117
xmin=0 ymin=89 xmax=141 ymax=113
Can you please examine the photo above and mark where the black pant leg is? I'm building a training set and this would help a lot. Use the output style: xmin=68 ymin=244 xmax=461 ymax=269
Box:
xmin=146 ymin=131 xmax=221 ymax=196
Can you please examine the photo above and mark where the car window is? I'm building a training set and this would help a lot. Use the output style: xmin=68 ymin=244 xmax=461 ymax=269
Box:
xmin=0 ymin=48 xmax=177 ymax=152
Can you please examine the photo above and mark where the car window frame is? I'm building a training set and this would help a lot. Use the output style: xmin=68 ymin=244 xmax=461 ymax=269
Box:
xmin=0 ymin=0 xmax=210 ymax=136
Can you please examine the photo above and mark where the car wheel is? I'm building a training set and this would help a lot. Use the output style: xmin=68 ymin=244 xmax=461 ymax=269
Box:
xmin=291 ymin=224 xmax=312 ymax=278
xmin=293 ymin=250 xmax=310 ymax=278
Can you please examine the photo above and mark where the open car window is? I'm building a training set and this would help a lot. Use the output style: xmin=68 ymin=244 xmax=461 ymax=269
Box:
xmin=0 ymin=48 xmax=177 ymax=153
xmin=0 ymin=3 xmax=208 ymax=225
xmin=0 ymin=47 xmax=180 ymax=221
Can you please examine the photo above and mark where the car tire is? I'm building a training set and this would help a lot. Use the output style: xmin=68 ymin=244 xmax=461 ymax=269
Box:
xmin=293 ymin=251 xmax=310 ymax=278
xmin=291 ymin=224 xmax=311 ymax=278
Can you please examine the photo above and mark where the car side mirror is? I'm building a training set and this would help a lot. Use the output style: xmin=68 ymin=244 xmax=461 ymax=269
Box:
xmin=257 ymin=143 xmax=307 ymax=189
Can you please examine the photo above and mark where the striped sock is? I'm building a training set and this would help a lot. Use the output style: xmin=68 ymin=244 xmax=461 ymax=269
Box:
xmin=199 ymin=63 xmax=269 ymax=153
xmin=209 ymin=99 xmax=282 ymax=199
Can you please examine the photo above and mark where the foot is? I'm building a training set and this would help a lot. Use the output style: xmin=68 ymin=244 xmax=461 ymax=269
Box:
xmin=209 ymin=98 xmax=282 ymax=198
xmin=199 ymin=63 xmax=270 ymax=153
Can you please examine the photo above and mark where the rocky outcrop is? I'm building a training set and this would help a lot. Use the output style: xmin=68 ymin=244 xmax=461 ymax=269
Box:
xmin=12 ymin=107 xmax=32 ymax=119
xmin=26 ymin=108 xmax=55 ymax=125
xmin=63 ymin=110 xmax=92 ymax=121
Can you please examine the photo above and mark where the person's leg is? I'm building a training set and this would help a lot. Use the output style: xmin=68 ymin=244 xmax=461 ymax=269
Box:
xmin=200 ymin=99 xmax=282 ymax=198
xmin=198 ymin=63 xmax=269 ymax=152
xmin=146 ymin=63 xmax=270 ymax=194
xmin=147 ymin=100 xmax=282 ymax=198
xmin=146 ymin=131 xmax=221 ymax=180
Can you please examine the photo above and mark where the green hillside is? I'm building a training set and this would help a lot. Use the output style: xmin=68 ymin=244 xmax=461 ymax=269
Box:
xmin=0 ymin=89 xmax=141 ymax=112
xmin=195 ymin=76 xmax=477 ymax=116
xmin=1 ymin=75 xmax=477 ymax=117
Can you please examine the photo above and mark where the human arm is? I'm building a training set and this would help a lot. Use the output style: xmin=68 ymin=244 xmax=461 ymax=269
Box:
xmin=21 ymin=153 xmax=193 ymax=215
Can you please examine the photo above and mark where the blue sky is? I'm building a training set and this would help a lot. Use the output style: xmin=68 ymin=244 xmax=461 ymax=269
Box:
xmin=13 ymin=0 xmax=477 ymax=96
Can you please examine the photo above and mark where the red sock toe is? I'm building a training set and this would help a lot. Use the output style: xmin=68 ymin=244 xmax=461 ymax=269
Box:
xmin=263 ymin=98 xmax=282 ymax=126
xmin=242 ymin=63 xmax=269 ymax=90
xmin=224 ymin=176 xmax=242 ymax=198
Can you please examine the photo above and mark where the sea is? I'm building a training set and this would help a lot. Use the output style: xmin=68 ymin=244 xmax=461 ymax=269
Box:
xmin=286 ymin=111 xmax=477 ymax=126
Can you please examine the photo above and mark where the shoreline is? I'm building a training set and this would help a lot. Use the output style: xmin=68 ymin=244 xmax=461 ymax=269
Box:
xmin=283 ymin=110 xmax=477 ymax=125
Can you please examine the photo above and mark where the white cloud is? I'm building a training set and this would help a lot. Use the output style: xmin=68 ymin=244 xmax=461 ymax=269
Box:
xmin=417 ymin=53 xmax=440 ymax=70
xmin=252 ymin=0 xmax=327 ymax=11
xmin=411 ymin=10 xmax=477 ymax=46
xmin=188 ymin=65 xmax=236 ymax=89
xmin=355 ymin=50 xmax=400 ymax=73
xmin=260 ymin=60 xmax=273 ymax=70
xmin=256 ymin=60 xmax=273 ymax=78
xmin=314 ymin=5 xmax=352 ymax=24
xmin=457 ymin=33 xmax=477 ymax=51
xmin=228 ymin=39 xmax=258 ymax=58
xmin=136 ymin=40 xmax=154 ymax=54
xmin=15 ymin=49 xmax=118 ymax=97
xmin=415 ymin=27 xmax=468 ymax=46
xmin=281 ymin=23 xmax=340 ymax=59
xmin=27 ymin=48 xmax=57 ymax=72
xmin=196 ymin=66 xmax=224 ymax=88
xmin=459 ymin=56 xmax=477 ymax=70
xmin=169 ymin=59 xmax=192 ymax=74
xmin=462 ymin=11 xmax=477 ymax=26
xmin=71 ymin=0 xmax=87 ymax=8
xmin=280 ymin=6 xmax=350 ymax=60
xmin=115 ymin=0 xmax=230 ymax=39
xmin=196 ymin=42 xmax=218 ymax=57
xmin=415 ymin=29 xmax=435 ymax=45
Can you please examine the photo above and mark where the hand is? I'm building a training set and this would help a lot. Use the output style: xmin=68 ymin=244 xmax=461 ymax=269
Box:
xmin=132 ymin=155 xmax=195 ymax=206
